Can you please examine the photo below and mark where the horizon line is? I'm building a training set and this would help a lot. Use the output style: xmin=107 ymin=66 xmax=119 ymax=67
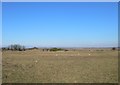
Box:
xmin=1 ymin=45 xmax=118 ymax=48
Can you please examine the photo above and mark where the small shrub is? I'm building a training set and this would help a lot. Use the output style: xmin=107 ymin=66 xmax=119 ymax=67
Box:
xmin=33 ymin=47 xmax=38 ymax=49
xmin=64 ymin=49 xmax=68 ymax=51
xmin=50 ymin=48 xmax=63 ymax=51
xmin=112 ymin=47 xmax=116 ymax=51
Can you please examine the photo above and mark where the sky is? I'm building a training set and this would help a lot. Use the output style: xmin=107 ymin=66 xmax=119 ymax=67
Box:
xmin=0 ymin=2 xmax=2 ymax=47
xmin=2 ymin=2 xmax=118 ymax=48
xmin=1 ymin=0 xmax=120 ymax=2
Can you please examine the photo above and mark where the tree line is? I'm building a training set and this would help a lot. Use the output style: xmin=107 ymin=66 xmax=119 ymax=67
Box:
xmin=2 ymin=44 xmax=69 ymax=51
xmin=2 ymin=44 xmax=25 ymax=51
xmin=1 ymin=44 xmax=117 ymax=51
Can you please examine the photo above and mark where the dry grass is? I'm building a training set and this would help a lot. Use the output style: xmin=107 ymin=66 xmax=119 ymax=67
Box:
xmin=2 ymin=49 xmax=118 ymax=83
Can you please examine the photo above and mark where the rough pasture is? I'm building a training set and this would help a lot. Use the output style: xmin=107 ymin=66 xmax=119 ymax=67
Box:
xmin=2 ymin=49 xmax=118 ymax=83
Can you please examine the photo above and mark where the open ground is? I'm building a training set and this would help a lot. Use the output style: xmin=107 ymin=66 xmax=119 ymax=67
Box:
xmin=2 ymin=49 xmax=118 ymax=83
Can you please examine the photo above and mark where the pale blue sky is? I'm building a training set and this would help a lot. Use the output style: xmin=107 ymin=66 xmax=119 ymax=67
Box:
xmin=2 ymin=2 xmax=118 ymax=47
xmin=0 ymin=2 xmax=2 ymax=47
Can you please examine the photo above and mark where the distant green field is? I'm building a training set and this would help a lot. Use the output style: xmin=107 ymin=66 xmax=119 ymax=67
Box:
xmin=2 ymin=50 xmax=118 ymax=83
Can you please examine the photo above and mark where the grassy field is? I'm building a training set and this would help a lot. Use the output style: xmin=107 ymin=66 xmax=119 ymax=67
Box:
xmin=2 ymin=49 xmax=118 ymax=83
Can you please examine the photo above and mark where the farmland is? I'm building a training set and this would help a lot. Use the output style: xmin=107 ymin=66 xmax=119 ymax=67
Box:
xmin=2 ymin=49 xmax=118 ymax=83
